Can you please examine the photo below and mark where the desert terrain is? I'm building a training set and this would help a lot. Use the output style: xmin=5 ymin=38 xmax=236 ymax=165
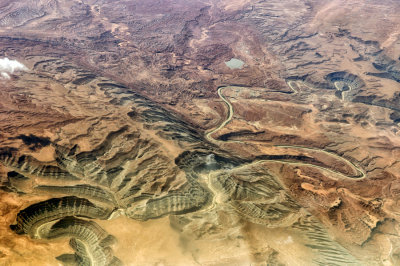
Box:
xmin=0 ymin=0 xmax=400 ymax=265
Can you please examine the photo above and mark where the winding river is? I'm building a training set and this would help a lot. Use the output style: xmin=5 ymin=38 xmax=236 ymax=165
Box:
xmin=205 ymin=83 xmax=365 ymax=179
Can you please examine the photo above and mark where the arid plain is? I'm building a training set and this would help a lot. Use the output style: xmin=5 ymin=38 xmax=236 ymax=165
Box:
xmin=0 ymin=0 xmax=400 ymax=265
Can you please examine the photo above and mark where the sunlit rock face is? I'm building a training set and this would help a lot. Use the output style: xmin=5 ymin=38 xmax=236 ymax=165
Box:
xmin=0 ymin=0 xmax=400 ymax=265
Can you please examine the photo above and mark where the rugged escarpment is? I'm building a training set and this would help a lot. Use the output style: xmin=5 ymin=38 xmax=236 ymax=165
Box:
xmin=0 ymin=0 xmax=400 ymax=265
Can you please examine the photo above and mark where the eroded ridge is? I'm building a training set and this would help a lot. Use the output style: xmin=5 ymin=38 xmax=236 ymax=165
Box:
xmin=292 ymin=216 xmax=360 ymax=266
xmin=0 ymin=147 xmax=79 ymax=181
xmin=125 ymin=151 xmax=233 ymax=220
xmin=211 ymin=166 xmax=303 ymax=227
xmin=10 ymin=196 xmax=112 ymax=238
xmin=126 ymin=181 xmax=210 ymax=220
xmin=46 ymin=217 xmax=121 ymax=266
xmin=51 ymin=130 xmax=211 ymax=216
xmin=326 ymin=71 xmax=365 ymax=100
xmin=34 ymin=185 xmax=117 ymax=206
xmin=210 ymin=164 xmax=360 ymax=265
xmin=2 ymin=128 xmax=214 ymax=223
xmin=9 ymin=196 xmax=121 ymax=265
xmin=326 ymin=71 xmax=365 ymax=91
xmin=53 ymin=126 xmax=130 ymax=187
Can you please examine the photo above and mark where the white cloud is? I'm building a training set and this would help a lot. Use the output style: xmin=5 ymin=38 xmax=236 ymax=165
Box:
xmin=0 ymin=57 xmax=28 ymax=79
xmin=1 ymin=72 xmax=10 ymax=80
